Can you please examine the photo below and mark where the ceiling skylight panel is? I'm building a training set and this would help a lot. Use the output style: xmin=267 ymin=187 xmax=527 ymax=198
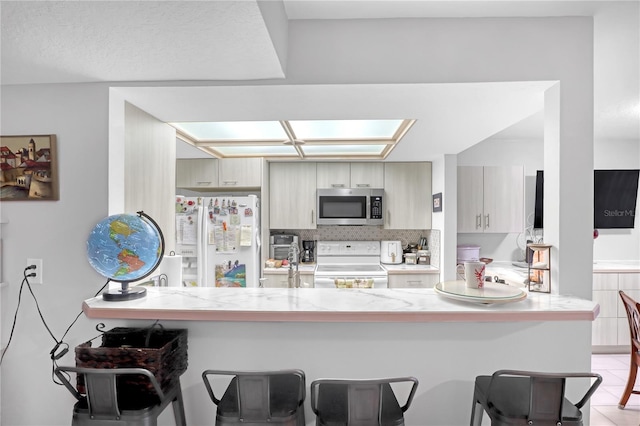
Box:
xmin=303 ymin=144 xmax=387 ymax=156
xmin=214 ymin=144 xmax=298 ymax=157
xmin=171 ymin=121 xmax=287 ymax=140
xmin=290 ymin=119 xmax=403 ymax=139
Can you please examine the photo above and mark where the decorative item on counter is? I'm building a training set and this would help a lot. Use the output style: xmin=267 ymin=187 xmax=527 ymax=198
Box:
xmin=527 ymin=243 xmax=551 ymax=293
xmin=457 ymin=261 xmax=485 ymax=289
xmin=417 ymin=250 xmax=430 ymax=265
xmin=86 ymin=211 xmax=164 ymax=301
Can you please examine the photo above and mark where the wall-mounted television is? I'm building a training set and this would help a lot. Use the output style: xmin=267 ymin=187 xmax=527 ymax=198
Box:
xmin=594 ymin=169 xmax=639 ymax=229
xmin=533 ymin=170 xmax=544 ymax=229
xmin=533 ymin=169 xmax=639 ymax=229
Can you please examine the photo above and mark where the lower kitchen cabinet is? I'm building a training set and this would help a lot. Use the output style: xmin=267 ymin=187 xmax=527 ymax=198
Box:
xmin=262 ymin=271 xmax=314 ymax=288
xmin=592 ymin=271 xmax=640 ymax=349
xmin=388 ymin=273 xmax=439 ymax=289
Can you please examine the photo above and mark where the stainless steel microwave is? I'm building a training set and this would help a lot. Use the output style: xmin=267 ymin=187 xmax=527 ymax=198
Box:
xmin=317 ymin=188 xmax=384 ymax=226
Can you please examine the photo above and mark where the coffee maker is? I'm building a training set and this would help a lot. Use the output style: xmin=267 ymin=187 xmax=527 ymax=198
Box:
xmin=302 ymin=240 xmax=315 ymax=263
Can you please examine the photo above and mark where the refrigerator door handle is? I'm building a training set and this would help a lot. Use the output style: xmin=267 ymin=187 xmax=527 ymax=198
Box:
xmin=196 ymin=202 xmax=206 ymax=287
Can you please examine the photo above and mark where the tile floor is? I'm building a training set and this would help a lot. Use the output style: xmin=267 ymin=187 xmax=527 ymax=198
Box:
xmin=591 ymin=353 xmax=640 ymax=425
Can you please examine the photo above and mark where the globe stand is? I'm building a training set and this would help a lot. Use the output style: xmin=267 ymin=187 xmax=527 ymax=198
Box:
xmin=102 ymin=281 xmax=147 ymax=301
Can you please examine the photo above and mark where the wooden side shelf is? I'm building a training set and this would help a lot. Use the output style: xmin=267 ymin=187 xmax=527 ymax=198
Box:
xmin=527 ymin=244 xmax=551 ymax=293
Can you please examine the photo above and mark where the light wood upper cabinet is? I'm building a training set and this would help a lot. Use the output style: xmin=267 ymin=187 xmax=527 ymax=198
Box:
xmin=384 ymin=162 xmax=432 ymax=229
xmin=176 ymin=158 xmax=262 ymax=189
xmin=458 ymin=166 xmax=524 ymax=233
xmin=176 ymin=159 xmax=219 ymax=188
xmin=457 ymin=167 xmax=484 ymax=232
xmin=270 ymin=162 xmax=317 ymax=229
xmin=218 ymin=158 xmax=262 ymax=188
xmin=316 ymin=163 xmax=350 ymax=188
xmin=350 ymin=163 xmax=384 ymax=188
xmin=316 ymin=162 xmax=384 ymax=188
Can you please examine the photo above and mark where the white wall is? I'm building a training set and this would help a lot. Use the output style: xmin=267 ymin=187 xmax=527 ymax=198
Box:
xmin=0 ymin=83 xmax=132 ymax=426
xmin=1 ymin=15 xmax=596 ymax=426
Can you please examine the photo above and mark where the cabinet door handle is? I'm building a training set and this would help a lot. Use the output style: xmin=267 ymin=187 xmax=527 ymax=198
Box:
xmin=311 ymin=210 xmax=314 ymax=225
xmin=485 ymin=214 xmax=490 ymax=229
xmin=355 ymin=184 xmax=370 ymax=187
xmin=387 ymin=210 xmax=390 ymax=226
xmin=222 ymin=180 xmax=237 ymax=186
xmin=476 ymin=214 xmax=482 ymax=229
xmin=331 ymin=183 xmax=345 ymax=188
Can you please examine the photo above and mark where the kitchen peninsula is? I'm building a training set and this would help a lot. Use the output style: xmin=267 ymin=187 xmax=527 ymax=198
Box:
xmin=83 ymin=288 xmax=599 ymax=425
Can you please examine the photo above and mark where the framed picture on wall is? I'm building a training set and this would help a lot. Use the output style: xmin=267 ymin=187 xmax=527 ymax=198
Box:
xmin=0 ymin=134 xmax=59 ymax=201
xmin=432 ymin=192 xmax=442 ymax=212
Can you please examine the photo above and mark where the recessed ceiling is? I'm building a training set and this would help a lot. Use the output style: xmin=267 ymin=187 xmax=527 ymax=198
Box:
xmin=2 ymin=1 xmax=638 ymax=146
xmin=170 ymin=119 xmax=416 ymax=159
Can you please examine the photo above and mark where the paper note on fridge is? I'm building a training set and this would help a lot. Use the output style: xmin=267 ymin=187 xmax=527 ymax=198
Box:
xmin=177 ymin=215 xmax=197 ymax=245
xmin=240 ymin=225 xmax=252 ymax=246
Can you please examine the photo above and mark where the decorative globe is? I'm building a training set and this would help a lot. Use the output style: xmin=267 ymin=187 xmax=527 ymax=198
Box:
xmin=86 ymin=212 xmax=164 ymax=300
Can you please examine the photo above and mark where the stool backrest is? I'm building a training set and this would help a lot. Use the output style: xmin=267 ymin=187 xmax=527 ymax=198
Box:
xmin=528 ymin=376 xmax=566 ymax=423
xmin=54 ymin=366 xmax=165 ymax=420
xmin=202 ymin=369 xmax=306 ymax=422
xmin=310 ymin=377 xmax=419 ymax=426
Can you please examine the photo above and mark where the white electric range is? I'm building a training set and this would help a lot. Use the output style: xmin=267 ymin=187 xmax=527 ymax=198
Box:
xmin=313 ymin=241 xmax=388 ymax=288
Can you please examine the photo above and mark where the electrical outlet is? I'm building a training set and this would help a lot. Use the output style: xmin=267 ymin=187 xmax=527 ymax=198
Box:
xmin=26 ymin=258 xmax=43 ymax=284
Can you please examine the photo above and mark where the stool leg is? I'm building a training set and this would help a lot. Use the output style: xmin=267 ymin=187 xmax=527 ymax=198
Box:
xmin=470 ymin=390 xmax=483 ymax=426
xmin=172 ymin=383 xmax=187 ymax=426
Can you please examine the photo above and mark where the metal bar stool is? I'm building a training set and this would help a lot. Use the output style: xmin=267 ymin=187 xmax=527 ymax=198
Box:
xmin=55 ymin=366 xmax=186 ymax=426
xmin=470 ymin=370 xmax=602 ymax=426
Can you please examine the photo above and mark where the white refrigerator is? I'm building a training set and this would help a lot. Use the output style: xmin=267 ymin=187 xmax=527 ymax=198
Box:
xmin=175 ymin=194 xmax=260 ymax=287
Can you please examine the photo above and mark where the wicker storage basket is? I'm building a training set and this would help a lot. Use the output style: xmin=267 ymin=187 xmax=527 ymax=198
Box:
xmin=75 ymin=327 xmax=188 ymax=399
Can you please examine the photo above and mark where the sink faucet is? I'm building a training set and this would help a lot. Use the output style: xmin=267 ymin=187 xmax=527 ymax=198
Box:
xmin=287 ymin=242 xmax=300 ymax=288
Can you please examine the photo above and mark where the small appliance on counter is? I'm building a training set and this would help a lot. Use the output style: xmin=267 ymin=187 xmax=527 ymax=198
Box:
xmin=270 ymin=234 xmax=299 ymax=260
xmin=302 ymin=240 xmax=315 ymax=263
xmin=380 ymin=240 xmax=402 ymax=264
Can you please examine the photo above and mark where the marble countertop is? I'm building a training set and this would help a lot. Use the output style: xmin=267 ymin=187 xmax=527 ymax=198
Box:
xmin=82 ymin=287 xmax=598 ymax=323
xmin=592 ymin=260 xmax=640 ymax=273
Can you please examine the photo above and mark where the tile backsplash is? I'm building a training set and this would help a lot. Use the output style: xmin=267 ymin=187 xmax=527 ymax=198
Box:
xmin=271 ymin=227 xmax=440 ymax=268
